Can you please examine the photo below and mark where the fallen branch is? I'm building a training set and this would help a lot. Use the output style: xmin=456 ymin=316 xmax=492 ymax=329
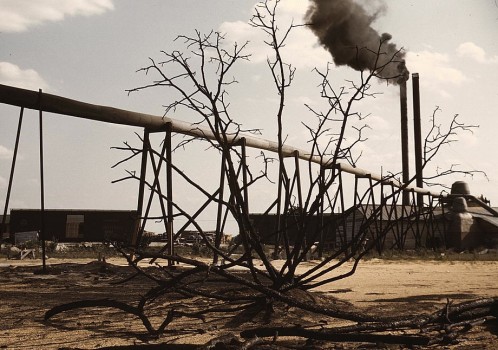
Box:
xmin=240 ymin=297 xmax=498 ymax=346
xmin=242 ymin=326 xmax=434 ymax=345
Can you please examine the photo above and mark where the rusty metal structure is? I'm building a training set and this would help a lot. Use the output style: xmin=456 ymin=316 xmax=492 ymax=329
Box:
xmin=0 ymin=82 xmax=494 ymax=266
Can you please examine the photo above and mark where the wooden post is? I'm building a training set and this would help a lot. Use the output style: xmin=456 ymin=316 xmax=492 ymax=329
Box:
xmin=165 ymin=123 xmax=174 ymax=266
xmin=213 ymin=152 xmax=226 ymax=264
xmin=133 ymin=129 xmax=149 ymax=247
xmin=38 ymin=90 xmax=47 ymax=272
xmin=1 ymin=107 xmax=24 ymax=238
xmin=318 ymin=166 xmax=325 ymax=259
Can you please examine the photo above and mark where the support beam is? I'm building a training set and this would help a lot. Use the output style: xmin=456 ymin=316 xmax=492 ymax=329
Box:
xmin=38 ymin=90 xmax=47 ymax=272
xmin=165 ymin=123 xmax=174 ymax=266
xmin=133 ymin=130 xmax=149 ymax=247
xmin=1 ymin=107 xmax=24 ymax=237
xmin=213 ymin=152 xmax=226 ymax=265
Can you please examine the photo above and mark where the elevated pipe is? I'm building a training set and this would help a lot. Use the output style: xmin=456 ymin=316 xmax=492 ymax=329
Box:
xmin=0 ymin=83 xmax=441 ymax=197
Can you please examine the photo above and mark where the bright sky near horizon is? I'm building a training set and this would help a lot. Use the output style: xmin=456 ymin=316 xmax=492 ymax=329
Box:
xmin=0 ymin=0 xmax=497 ymax=234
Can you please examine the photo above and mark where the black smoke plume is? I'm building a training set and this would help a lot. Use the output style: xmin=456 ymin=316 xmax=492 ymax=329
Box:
xmin=305 ymin=0 xmax=409 ymax=84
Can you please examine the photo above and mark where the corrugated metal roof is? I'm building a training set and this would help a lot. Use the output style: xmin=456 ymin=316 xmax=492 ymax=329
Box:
xmin=468 ymin=206 xmax=498 ymax=229
xmin=10 ymin=209 xmax=137 ymax=214
xmin=466 ymin=206 xmax=498 ymax=217
xmin=474 ymin=214 xmax=498 ymax=227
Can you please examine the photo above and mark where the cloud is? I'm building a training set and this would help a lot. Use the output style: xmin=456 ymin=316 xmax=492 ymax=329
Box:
xmin=456 ymin=42 xmax=498 ymax=64
xmin=219 ymin=2 xmax=330 ymax=70
xmin=407 ymin=51 xmax=466 ymax=85
xmin=365 ymin=114 xmax=391 ymax=132
xmin=219 ymin=20 xmax=268 ymax=62
xmin=0 ymin=0 xmax=114 ymax=32
xmin=278 ymin=0 xmax=309 ymax=16
xmin=406 ymin=50 xmax=467 ymax=98
xmin=0 ymin=62 xmax=49 ymax=90
xmin=0 ymin=145 xmax=13 ymax=159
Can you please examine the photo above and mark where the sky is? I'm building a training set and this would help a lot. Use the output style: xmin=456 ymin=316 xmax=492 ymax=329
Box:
xmin=0 ymin=0 xmax=497 ymax=234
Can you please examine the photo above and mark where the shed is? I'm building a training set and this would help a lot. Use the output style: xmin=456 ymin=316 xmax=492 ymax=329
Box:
xmin=9 ymin=209 xmax=138 ymax=244
xmin=343 ymin=204 xmax=446 ymax=250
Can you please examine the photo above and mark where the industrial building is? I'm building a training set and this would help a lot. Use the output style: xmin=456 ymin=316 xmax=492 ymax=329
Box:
xmin=7 ymin=209 xmax=138 ymax=244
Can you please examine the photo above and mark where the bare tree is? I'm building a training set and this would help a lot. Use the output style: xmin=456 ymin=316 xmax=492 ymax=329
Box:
xmin=422 ymin=106 xmax=487 ymax=189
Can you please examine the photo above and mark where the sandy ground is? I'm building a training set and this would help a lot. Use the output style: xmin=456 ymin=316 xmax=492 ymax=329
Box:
xmin=0 ymin=257 xmax=497 ymax=349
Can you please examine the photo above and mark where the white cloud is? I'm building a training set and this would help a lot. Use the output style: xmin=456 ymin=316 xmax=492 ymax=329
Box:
xmin=280 ymin=28 xmax=331 ymax=69
xmin=456 ymin=42 xmax=498 ymax=64
xmin=365 ymin=114 xmax=391 ymax=132
xmin=219 ymin=2 xmax=330 ymax=70
xmin=0 ymin=0 xmax=114 ymax=32
xmin=457 ymin=42 xmax=486 ymax=63
xmin=407 ymin=51 xmax=466 ymax=85
xmin=278 ymin=0 xmax=308 ymax=16
xmin=406 ymin=50 xmax=467 ymax=98
xmin=219 ymin=20 xmax=269 ymax=63
xmin=0 ymin=145 xmax=13 ymax=159
xmin=0 ymin=62 xmax=49 ymax=90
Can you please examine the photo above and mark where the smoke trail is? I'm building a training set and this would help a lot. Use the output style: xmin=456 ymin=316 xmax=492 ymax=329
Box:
xmin=305 ymin=0 xmax=409 ymax=84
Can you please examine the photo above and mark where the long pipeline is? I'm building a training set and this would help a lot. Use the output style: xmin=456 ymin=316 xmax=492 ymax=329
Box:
xmin=0 ymin=83 xmax=440 ymax=197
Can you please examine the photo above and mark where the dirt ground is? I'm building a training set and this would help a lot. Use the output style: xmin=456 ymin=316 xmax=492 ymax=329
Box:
xmin=0 ymin=256 xmax=497 ymax=349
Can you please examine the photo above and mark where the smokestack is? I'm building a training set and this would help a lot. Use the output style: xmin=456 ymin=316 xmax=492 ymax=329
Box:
xmin=412 ymin=73 xmax=423 ymax=207
xmin=400 ymin=79 xmax=410 ymax=205
xmin=305 ymin=0 xmax=409 ymax=84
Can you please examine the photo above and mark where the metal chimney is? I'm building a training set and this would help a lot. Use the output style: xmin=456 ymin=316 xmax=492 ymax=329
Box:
xmin=400 ymin=79 xmax=410 ymax=205
xmin=412 ymin=73 xmax=423 ymax=207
